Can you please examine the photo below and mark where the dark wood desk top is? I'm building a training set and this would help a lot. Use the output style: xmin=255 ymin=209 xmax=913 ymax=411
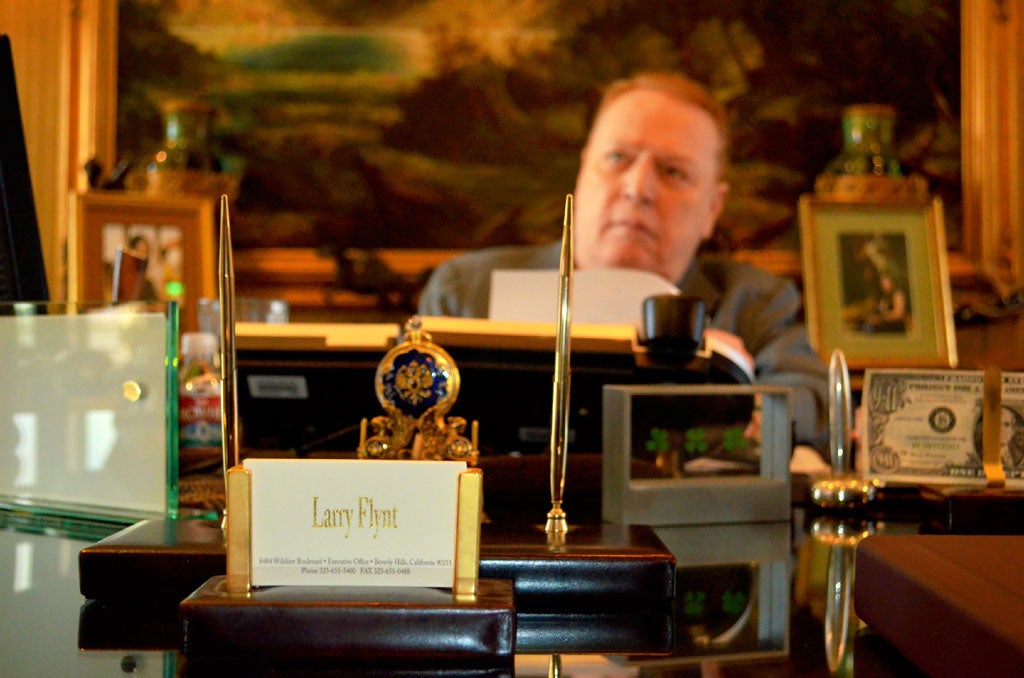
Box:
xmin=955 ymin=313 xmax=1024 ymax=370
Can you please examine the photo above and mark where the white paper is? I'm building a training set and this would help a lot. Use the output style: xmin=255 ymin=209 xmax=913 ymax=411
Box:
xmin=489 ymin=269 xmax=680 ymax=326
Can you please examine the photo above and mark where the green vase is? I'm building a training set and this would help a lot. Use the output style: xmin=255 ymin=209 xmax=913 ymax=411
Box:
xmin=129 ymin=99 xmax=232 ymax=195
xmin=824 ymin=104 xmax=902 ymax=177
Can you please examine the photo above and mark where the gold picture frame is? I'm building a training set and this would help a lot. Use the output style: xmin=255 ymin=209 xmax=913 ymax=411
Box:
xmin=73 ymin=191 xmax=216 ymax=334
xmin=798 ymin=195 xmax=957 ymax=369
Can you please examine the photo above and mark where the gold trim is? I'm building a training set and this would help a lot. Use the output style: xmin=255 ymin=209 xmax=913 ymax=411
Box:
xmin=962 ymin=1 xmax=1024 ymax=290
xmin=225 ymin=464 xmax=252 ymax=594
xmin=982 ymin=366 xmax=1006 ymax=488
xmin=453 ymin=468 xmax=482 ymax=599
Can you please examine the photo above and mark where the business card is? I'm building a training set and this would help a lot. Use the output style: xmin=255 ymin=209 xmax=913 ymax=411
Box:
xmin=244 ymin=458 xmax=467 ymax=587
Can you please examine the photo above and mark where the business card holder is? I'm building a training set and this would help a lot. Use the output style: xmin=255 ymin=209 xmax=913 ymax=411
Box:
xmin=179 ymin=464 xmax=515 ymax=667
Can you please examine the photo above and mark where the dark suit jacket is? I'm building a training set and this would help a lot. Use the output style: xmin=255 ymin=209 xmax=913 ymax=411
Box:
xmin=418 ymin=242 xmax=828 ymax=448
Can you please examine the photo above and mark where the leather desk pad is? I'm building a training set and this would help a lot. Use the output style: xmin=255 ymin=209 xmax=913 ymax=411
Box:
xmin=921 ymin=485 xmax=1024 ymax=534
xmin=180 ymin=576 xmax=515 ymax=667
xmin=79 ymin=519 xmax=677 ymax=612
xmin=77 ymin=598 xmax=180 ymax=651
xmin=516 ymin=606 xmax=675 ymax=655
xmin=479 ymin=522 xmax=676 ymax=611
xmin=79 ymin=518 xmax=226 ymax=601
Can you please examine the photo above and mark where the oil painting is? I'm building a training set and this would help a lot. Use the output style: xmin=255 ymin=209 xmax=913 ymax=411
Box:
xmin=116 ymin=0 xmax=960 ymax=261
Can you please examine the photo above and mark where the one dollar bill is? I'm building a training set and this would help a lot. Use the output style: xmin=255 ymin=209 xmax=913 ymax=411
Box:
xmin=861 ymin=369 xmax=1024 ymax=486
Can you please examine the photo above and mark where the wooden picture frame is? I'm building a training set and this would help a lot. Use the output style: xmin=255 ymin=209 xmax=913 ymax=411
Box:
xmin=74 ymin=191 xmax=216 ymax=334
xmin=798 ymin=195 xmax=957 ymax=369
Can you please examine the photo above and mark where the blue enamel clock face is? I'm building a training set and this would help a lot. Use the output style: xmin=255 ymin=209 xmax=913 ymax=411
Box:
xmin=380 ymin=348 xmax=451 ymax=418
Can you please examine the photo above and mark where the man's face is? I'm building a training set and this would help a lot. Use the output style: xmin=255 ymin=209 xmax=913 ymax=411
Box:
xmin=573 ymin=88 xmax=728 ymax=283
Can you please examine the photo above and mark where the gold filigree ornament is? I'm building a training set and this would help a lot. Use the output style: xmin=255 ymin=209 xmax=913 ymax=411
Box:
xmin=358 ymin=316 xmax=479 ymax=464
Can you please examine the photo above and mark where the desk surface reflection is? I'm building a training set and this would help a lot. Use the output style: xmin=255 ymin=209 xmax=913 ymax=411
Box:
xmin=0 ymin=508 xmax=929 ymax=677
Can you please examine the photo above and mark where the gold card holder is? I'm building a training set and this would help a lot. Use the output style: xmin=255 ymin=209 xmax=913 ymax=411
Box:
xmin=181 ymin=460 xmax=513 ymax=669
xmin=222 ymin=461 xmax=483 ymax=596
xmin=0 ymin=301 xmax=178 ymax=537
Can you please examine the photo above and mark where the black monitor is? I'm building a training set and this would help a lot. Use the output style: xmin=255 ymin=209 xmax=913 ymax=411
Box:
xmin=0 ymin=34 xmax=49 ymax=302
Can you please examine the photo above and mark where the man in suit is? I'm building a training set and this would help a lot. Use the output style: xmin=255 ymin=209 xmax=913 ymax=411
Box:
xmin=418 ymin=72 xmax=828 ymax=449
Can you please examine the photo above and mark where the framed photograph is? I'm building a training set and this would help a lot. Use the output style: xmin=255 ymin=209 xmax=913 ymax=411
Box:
xmin=798 ymin=195 xmax=957 ymax=369
xmin=74 ymin=191 xmax=216 ymax=334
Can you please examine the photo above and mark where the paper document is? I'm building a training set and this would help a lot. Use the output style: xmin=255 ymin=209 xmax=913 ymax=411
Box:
xmin=489 ymin=269 xmax=679 ymax=326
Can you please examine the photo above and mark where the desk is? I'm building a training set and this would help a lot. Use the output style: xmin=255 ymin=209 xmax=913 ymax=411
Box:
xmin=0 ymin=507 xmax=932 ymax=677
xmin=954 ymin=313 xmax=1024 ymax=370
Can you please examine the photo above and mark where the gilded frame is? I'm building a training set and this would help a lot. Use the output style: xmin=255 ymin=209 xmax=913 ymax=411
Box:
xmin=798 ymin=195 xmax=957 ymax=369
xmin=73 ymin=191 xmax=216 ymax=334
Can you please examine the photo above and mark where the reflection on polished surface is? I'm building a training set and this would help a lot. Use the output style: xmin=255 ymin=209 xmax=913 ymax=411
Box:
xmin=0 ymin=507 xmax=942 ymax=676
xmin=0 ymin=526 xmax=175 ymax=676
xmin=813 ymin=516 xmax=874 ymax=676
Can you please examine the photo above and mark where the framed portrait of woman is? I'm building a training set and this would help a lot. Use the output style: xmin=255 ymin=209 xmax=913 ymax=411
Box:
xmin=798 ymin=195 xmax=957 ymax=369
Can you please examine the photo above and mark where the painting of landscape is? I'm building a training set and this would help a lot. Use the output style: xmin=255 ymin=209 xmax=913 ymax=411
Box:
xmin=117 ymin=0 xmax=960 ymax=257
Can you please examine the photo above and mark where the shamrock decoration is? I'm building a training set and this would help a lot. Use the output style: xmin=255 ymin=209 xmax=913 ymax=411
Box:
xmin=645 ymin=427 xmax=671 ymax=455
xmin=722 ymin=589 xmax=748 ymax=615
xmin=683 ymin=590 xmax=706 ymax=618
xmin=684 ymin=427 xmax=708 ymax=456
xmin=723 ymin=426 xmax=748 ymax=452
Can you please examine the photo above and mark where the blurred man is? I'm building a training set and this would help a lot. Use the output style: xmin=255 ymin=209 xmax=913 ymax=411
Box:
xmin=418 ymin=72 xmax=827 ymax=448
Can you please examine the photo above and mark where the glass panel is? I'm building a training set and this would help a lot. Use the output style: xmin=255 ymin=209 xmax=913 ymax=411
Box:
xmin=629 ymin=392 xmax=762 ymax=479
xmin=0 ymin=301 xmax=178 ymax=532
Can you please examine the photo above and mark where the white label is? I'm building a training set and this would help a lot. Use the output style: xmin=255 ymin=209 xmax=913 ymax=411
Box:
xmin=247 ymin=374 xmax=309 ymax=399
xmin=244 ymin=458 xmax=466 ymax=587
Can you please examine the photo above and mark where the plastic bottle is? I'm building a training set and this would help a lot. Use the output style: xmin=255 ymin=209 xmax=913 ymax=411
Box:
xmin=178 ymin=331 xmax=222 ymax=455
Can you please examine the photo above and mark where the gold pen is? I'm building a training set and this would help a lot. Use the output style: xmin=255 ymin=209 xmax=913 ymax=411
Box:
xmin=218 ymin=195 xmax=239 ymax=482
xmin=545 ymin=194 xmax=573 ymax=537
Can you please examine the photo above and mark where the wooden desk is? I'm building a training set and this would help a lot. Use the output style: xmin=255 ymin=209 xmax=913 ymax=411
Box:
xmin=954 ymin=314 xmax=1024 ymax=370
xmin=847 ymin=314 xmax=1024 ymax=390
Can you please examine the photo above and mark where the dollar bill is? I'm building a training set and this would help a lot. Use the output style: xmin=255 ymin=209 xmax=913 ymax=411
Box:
xmin=861 ymin=369 xmax=1024 ymax=486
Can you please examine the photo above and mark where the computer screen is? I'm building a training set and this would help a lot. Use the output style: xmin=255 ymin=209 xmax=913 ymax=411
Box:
xmin=0 ymin=34 xmax=49 ymax=302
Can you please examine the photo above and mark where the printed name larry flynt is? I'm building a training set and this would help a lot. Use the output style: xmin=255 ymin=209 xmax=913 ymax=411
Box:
xmin=311 ymin=495 xmax=399 ymax=538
